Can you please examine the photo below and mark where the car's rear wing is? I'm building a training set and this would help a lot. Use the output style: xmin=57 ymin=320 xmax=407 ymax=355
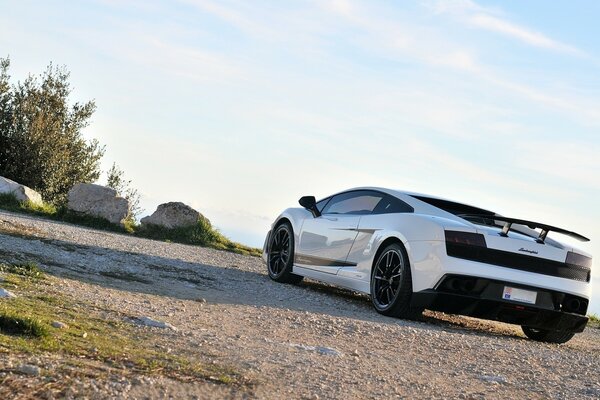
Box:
xmin=458 ymin=214 xmax=590 ymax=243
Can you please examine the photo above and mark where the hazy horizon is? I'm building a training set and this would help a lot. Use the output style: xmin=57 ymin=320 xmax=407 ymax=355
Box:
xmin=1 ymin=0 xmax=598 ymax=313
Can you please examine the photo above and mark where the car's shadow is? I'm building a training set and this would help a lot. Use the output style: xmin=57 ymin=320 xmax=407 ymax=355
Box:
xmin=0 ymin=227 xmax=524 ymax=342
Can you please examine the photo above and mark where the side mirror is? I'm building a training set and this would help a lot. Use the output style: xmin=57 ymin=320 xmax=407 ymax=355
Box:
xmin=299 ymin=196 xmax=321 ymax=218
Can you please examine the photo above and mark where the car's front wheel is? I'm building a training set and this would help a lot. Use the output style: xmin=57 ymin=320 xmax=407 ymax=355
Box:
xmin=370 ymin=243 xmax=422 ymax=319
xmin=521 ymin=326 xmax=575 ymax=344
xmin=267 ymin=222 xmax=303 ymax=284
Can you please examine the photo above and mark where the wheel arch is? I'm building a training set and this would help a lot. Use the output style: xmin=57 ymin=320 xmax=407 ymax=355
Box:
xmin=274 ymin=216 xmax=292 ymax=229
xmin=371 ymin=236 xmax=410 ymax=278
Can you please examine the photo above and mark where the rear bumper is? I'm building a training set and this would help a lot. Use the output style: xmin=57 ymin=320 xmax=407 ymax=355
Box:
xmin=407 ymin=240 xmax=592 ymax=299
xmin=411 ymin=275 xmax=589 ymax=333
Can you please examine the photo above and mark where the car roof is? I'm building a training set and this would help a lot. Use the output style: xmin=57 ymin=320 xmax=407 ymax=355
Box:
xmin=332 ymin=186 xmax=459 ymax=203
xmin=324 ymin=186 xmax=495 ymax=215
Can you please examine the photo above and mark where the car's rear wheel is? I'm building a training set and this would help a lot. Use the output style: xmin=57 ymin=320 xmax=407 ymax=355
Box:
xmin=521 ymin=326 xmax=575 ymax=344
xmin=370 ymin=243 xmax=422 ymax=319
xmin=267 ymin=222 xmax=303 ymax=284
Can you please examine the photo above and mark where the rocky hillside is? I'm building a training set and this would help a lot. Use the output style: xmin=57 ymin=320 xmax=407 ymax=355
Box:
xmin=0 ymin=210 xmax=598 ymax=399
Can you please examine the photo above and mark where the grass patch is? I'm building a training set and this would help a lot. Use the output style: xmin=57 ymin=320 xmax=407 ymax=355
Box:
xmin=0 ymin=261 xmax=44 ymax=279
xmin=588 ymin=314 xmax=600 ymax=328
xmin=138 ymin=215 xmax=262 ymax=257
xmin=0 ymin=193 xmax=57 ymax=216
xmin=0 ymin=273 xmax=243 ymax=384
xmin=0 ymin=193 xmax=261 ymax=257
xmin=0 ymin=311 xmax=49 ymax=337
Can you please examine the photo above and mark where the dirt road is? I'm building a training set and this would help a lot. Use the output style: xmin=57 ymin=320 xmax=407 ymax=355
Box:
xmin=1 ymin=210 xmax=598 ymax=399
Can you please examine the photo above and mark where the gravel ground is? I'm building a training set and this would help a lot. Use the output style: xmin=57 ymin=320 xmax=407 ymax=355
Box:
xmin=0 ymin=210 xmax=599 ymax=399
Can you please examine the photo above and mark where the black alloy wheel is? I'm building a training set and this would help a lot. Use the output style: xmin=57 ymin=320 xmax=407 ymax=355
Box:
xmin=370 ymin=243 xmax=422 ymax=319
xmin=372 ymin=249 xmax=404 ymax=308
xmin=267 ymin=223 xmax=303 ymax=284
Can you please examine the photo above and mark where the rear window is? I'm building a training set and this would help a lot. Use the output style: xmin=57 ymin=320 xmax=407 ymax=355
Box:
xmin=410 ymin=195 xmax=495 ymax=217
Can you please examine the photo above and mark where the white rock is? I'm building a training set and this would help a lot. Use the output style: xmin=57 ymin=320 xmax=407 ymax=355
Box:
xmin=135 ymin=316 xmax=177 ymax=330
xmin=140 ymin=202 xmax=201 ymax=229
xmin=18 ymin=364 xmax=41 ymax=376
xmin=0 ymin=288 xmax=16 ymax=298
xmin=51 ymin=321 xmax=69 ymax=329
xmin=290 ymin=343 xmax=342 ymax=356
xmin=478 ymin=375 xmax=508 ymax=384
xmin=0 ymin=176 xmax=43 ymax=205
xmin=67 ymin=183 xmax=129 ymax=225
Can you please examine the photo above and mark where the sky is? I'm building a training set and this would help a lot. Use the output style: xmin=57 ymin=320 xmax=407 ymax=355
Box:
xmin=1 ymin=0 xmax=599 ymax=312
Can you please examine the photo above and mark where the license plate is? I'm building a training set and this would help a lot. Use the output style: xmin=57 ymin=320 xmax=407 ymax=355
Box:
xmin=502 ymin=286 xmax=537 ymax=304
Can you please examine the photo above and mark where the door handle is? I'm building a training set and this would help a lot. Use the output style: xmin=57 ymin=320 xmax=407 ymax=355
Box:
xmin=323 ymin=217 xmax=338 ymax=221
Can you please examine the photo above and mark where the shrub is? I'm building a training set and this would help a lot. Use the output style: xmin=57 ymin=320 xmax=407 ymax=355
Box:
xmin=0 ymin=57 xmax=104 ymax=205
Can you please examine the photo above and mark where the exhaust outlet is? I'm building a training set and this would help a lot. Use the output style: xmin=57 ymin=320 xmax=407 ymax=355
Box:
xmin=566 ymin=298 xmax=581 ymax=312
xmin=446 ymin=278 xmax=461 ymax=292
xmin=462 ymin=280 xmax=476 ymax=293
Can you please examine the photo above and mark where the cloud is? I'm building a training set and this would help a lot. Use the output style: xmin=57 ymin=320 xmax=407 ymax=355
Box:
xmin=468 ymin=14 xmax=584 ymax=56
xmin=179 ymin=0 xmax=274 ymax=39
xmin=512 ymin=141 xmax=600 ymax=190
xmin=429 ymin=0 xmax=585 ymax=56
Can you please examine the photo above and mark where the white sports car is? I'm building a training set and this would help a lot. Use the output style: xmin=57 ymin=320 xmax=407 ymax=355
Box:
xmin=263 ymin=187 xmax=592 ymax=343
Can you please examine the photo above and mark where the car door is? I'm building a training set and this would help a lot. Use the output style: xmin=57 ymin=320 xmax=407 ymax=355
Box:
xmin=296 ymin=190 xmax=385 ymax=275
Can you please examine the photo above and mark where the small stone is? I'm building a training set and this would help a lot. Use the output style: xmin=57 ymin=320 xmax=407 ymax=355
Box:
xmin=18 ymin=365 xmax=41 ymax=376
xmin=0 ymin=288 xmax=16 ymax=298
xmin=134 ymin=316 xmax=177 ymax=330
xmin=478 ymin=375 xmax=507 ymax=384
xmin=351 ymin=349 xmax=360 ymax=357
xmin=51 ymin=321 xmax=69 ymax=329
xmin=195 ymin=298 xmax=207 ymax=303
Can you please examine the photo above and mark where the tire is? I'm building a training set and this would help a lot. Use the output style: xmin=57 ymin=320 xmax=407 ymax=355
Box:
xmin=267 ymin=222 xmax=303 ymax=284
xmin=521 ymin=326 xmax=575 ymax=344
xmin=370 ymin=243 xmax=422 ymax=319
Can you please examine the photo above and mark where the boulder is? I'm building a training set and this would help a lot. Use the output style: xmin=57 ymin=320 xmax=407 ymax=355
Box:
xmin=0 ymin=176 xmax=43 ymax=205
xmin=141 ymin=202 xmax=200 ymax=229
xmin=67 ymin=183 xmax=129 ymax=225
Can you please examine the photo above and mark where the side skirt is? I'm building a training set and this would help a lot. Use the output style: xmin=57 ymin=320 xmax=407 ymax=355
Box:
xmin=293 ymin=265 xmax=370 ymax=294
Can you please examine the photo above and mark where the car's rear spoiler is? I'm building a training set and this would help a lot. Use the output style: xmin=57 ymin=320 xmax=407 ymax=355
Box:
xmin=458 ymin=214 xmax=590 ymax=243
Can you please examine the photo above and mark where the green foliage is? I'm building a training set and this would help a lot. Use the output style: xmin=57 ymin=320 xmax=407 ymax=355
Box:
xmin=588 ymin=314 xmax=600 ymax=328
xmin=0 ymin=311 xmax=49 ymax=337
xmin=139 ymin=215 xmax=262 ymax=256
xmin=0 ymin=192 xmax=57 ymax=216
xmin=0 ymin=261 xmax=44 ymax=279
xmin=0 ymin=275 xmax=243 ymax=384
xmin=106 ymin=163 xmax=143 ymax=221
xmin=0 ymin=193 xmax=261 ymax=256
xmin=0 ymin=56 xmax=104 ymax=205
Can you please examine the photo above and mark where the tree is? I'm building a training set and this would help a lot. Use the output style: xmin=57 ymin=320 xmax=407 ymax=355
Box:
xmin=106 ymin=163 xmax=143 ymax=221
xmin=0 ymin=57 xmax=104 ymax=205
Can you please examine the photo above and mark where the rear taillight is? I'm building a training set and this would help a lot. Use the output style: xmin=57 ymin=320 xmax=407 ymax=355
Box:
xmin=445 ymin=230 xmax=487 ymax=247
xmin=566 ymin=252 xmax=592 ymax=269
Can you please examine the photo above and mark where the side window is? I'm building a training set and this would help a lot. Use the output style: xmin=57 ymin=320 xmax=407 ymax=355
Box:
xmin=372 ymin=195 xmax=414 ymax=214
xmin=321 ymin=191 xmax=384 ymax=215
xmin=316 ymin=197 xmax=331 ymax=213
xmin=373 ymin=194 xmax=415 ymax=214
